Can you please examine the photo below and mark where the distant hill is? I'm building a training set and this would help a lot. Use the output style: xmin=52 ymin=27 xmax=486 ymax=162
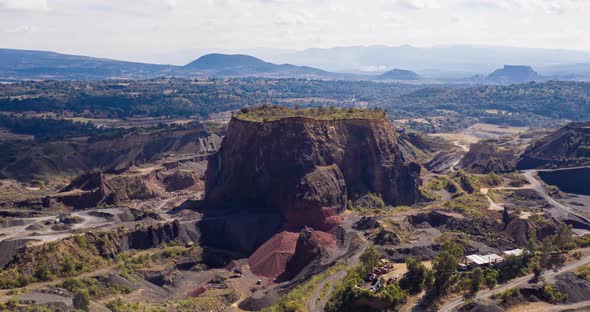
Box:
xmin=261 ymin=45 xmax=590 ymax=79
xmin=0 ymin=49 xmax=170 ymax=80
xmin=0 ymin=49 xmax=338 ymax=80
xmin=487 ymin=65 xmax=542 ymax=83
xmin=183 ymin=53 xmax=329 ymax=78
xmin=378 ymin=69 xmax=422 ymax=81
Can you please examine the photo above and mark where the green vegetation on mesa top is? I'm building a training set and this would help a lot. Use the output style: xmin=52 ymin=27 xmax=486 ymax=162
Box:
xmin=233 ymin=105 xmax=387 ymax=122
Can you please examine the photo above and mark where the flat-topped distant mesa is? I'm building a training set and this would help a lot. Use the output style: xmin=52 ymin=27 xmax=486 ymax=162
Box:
xmin=233 ymin=105 xmax=387 ymax=122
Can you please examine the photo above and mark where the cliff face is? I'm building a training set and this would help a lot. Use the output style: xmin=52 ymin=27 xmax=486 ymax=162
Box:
xmin=201 ymin=115 xmax=421 ymax=252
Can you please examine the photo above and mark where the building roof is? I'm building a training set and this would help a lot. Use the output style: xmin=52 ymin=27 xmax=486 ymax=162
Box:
xmin=466 ymin=254 xmax=503 ymax=265
xmin=503 ymin=249 xmax=525 ymax=256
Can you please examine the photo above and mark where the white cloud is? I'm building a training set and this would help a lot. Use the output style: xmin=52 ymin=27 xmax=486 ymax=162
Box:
xmin=0 ymin=0 xmax=589 ymax=62
xmin=0 ymin=0 xmax=47 ymax=11
xmin=393 ymin=0 xmax=440 ymax=10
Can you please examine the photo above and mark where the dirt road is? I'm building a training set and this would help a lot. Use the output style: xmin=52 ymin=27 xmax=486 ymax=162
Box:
xmin=306 ymin=213 xmax=369 ymax=312
xmin=439 ymin=253 xmax=590 ymax=312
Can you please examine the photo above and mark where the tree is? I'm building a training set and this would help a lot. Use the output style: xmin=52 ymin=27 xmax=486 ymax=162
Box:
xmin=428 ymin=240 xmax=464 ymax=299
xmin=73 ymin=289 xmax=90 ymax=311
xmin=533 ymin=265 xmax=542 ymax=281
xmin=400 ymin=258 xmax=428 ymax=294
xmin=554 ymin=224 xmax=573 ymax=251
xmin=484 ymin=268 xmax=498 ymax=289
xmin=528 ymin=231 xmax=537 ymax=255
xmin=359 ymin=245 xmax=380 ymax=276
xmin=34 ymin=261 xmax=53 ymax=282
xmin=470 ymin=268 xmax=484 ymax=294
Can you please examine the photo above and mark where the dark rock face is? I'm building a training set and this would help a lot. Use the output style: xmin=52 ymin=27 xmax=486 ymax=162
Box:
xmin=163 ymin=171 xmax=201 ymax=192
xmin=353 ymin=216 xmax=381 ymax=231
xmin=0 ymin=239 xmax=32 ymax=268
xmin=278 ymin=227 xmax=324 ymax=281
xmin=538 ymin=168 xmax=590 ymax=195
xmin=518 ymin=122 xmax=590 ymax=169
xmin=425 ymin=149 xmax=464 ymax=174
xmin=204 ymin=117 xmax=422 ymax=227
xmin=198 ymin=213 xmax=282 ymax=255
xmin=554 ymin=272 xmax=590 ymax=303
xmin=97 ymin=220 xmax=200 ymax=258
xmin=460 ymin=142 xmax=516 ymax=174
xmin=408 ymin=211 xmax=458 ymax=228
xmin=56 ymin=171 xmax=115 ymax=209
xmin=503 ymin=214 xmax=560 ymax=246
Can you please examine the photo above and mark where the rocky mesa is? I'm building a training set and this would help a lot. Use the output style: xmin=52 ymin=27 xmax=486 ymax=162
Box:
xmin=200 ymin=106 xmax=422 ymax=258
xmin=204 ymin=107 xmax=422 ymax=229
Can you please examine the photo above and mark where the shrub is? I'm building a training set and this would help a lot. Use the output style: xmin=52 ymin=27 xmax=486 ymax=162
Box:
xmin=543 ymin=285 xmax=567 ymax=303
xmin=353 ymin=193 xmax=385 ymax=210
xmin=33 ymin=261 xmax=53 ymax=282
xmin=73 ymin=289 xmax=91 ymax=311
xmin=399 ymin=258 xmax=429 ymax=294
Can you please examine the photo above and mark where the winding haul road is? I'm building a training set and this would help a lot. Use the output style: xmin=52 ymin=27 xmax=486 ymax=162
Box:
xmin=440 ymin=166 xmax=590 ymax=312
xmin=521 ymin=169 xmax=590 ymax=224
xmin=304 ymin=166 xmax=590 ymax=311
xmin=306 ymin=213 xmax=369 ymax=312
xmin=439 ymin=252 xmax=590 ymax=312
xmin=482 ymin=166 xmax=590 ymax=233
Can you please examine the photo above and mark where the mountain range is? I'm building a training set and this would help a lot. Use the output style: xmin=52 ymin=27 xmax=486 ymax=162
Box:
xmin=0 ymin=47 xmax=588 ymax=83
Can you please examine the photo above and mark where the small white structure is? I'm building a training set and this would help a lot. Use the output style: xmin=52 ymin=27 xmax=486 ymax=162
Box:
xmin=503 ymin=249 xmax=525 ymax=257
xmin=464 ymin=253 xmax=503 ymax=268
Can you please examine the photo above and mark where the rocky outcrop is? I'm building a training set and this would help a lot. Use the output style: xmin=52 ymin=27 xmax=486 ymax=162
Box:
xmin=163 ymin=170 xmax=202 ymax=192
xmin=460 ymin=142 xmax=516 ymax=174
xmin=353 ymin=216 xmax=381 ymax=231
xmin=553 ymin=272 xmax=590 ymax=303
xmin=278 ymin=227 xmax=335 ymax=281
xmin=408 ymin=211 xmax=461 ymax=228
xmin=518 ymin=122 xmax=590 ymax=169
xmin=203 ymin=115 xmax=422 ymax=233
xmin=52 ymin=158 xmax=206 ymax=209
xmin=425 ymin=149 xmax=464 ymax=173
xmin=503 ymin=214 xmax=560 ymax=246
xmin=55 ymin=171 xmax=115 ymax=209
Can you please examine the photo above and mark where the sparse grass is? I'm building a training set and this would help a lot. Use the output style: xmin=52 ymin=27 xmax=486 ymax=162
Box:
xmin=264 ymin=262 xmax=346 ymax=312
xmin=234 ymin=105 xmax=386 ymax=122
xmin=452 ymin=171 xmax=502 ymax=193
xmin=317 ymin=281 xmax=332 ymax=304
xmin=576 ymin=264 xmax=590 ymax=282
xmin=504 ymin=172 xmax=529 ymax=187
xmin=491 ymin=287 xmax=520 ymax=300
xmin=443 ymin=192 xmax=489 ymax=217
xmin=487 ymin=189 xmax=505 ymax=205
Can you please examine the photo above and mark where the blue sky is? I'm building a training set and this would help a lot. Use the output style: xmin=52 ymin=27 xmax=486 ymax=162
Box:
xmin=1 ymin=0 xmax=589 ymax=64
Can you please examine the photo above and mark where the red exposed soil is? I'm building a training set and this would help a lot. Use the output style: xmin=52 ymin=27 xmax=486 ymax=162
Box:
xmin=248 ymin=231 xmax=299 ymax=278
xmin=186 ymin=285 xmax=208 ymax=298
xmin=247 ymin=229 xmax=336 ymax=279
